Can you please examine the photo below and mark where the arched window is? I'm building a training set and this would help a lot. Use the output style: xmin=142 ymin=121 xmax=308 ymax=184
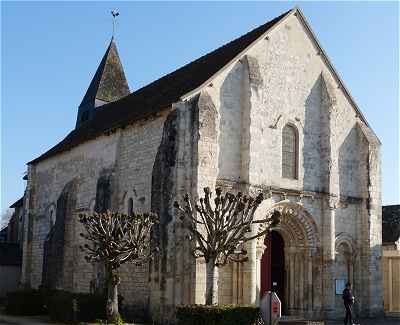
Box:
xmin=127 ymin=198 xmax=134 ymax=215
xmin=282 ymin=124 xmax=298 ymax=179
xmin=94 ymin=176 xmax=111 ymax=213
xmin=335 ymin=242 xmax=353 ymax=286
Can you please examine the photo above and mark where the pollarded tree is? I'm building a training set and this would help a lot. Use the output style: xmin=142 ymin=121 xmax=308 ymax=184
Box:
xmin=174 ymin=188 xmax=280 ymax=305
xmin=79 ymin=211 xmax=158 ymax=324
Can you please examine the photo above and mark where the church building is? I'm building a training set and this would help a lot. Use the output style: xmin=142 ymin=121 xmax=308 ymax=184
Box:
xmin=19 ymin=7 xmax=383 ymax=322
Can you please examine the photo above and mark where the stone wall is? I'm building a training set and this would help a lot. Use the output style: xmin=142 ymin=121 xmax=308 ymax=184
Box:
xmin=188 ymin=12 xmax=382 ymax=319
xmin=22 ymin=113 xmax=167 ymax=318
xmin=0 ymin=265 xmax=21 ymax=298
xmin=23 ymin=132 xmax=120 ymax=290
xmin=21 ymin=10 xmax=383 ymax=323
xmin=149 ymin=99 xmax=203 ymax=322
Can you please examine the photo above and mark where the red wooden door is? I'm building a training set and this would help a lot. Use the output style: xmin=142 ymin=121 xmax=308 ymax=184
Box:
xmin=260 ymin=231 xmax=286 ymax=311
xmin=260 ymin=231 xmax=272 ymax=297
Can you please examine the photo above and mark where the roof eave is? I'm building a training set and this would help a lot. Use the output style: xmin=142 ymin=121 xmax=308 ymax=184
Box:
xmin=9 ymin=197 xmax=23 ymax=208
xmin=27 ymin=104 xmax=173 ymax=165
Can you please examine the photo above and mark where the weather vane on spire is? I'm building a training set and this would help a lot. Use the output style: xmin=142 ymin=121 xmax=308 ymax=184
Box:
xmin=111 ymin=9 xmax=119 ymax=38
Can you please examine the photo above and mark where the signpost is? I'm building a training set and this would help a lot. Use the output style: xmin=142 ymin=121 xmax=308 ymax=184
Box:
xmin=260 ymin=291 xmax=281 ymax=325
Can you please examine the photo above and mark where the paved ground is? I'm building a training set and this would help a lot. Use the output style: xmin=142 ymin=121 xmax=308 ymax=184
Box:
xmin=0 ymin=314 xmax=149 ymax=325
xmin=0 ymin=313 xmax=398 ymax=325
xmin=324 ymin=318 xmax=399 ymax=325
xmin=0 ymin=314 xmax=61 ymax=325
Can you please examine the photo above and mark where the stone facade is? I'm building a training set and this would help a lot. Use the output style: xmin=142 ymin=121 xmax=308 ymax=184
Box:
xmin=21 ymin=114 xmax=168 ymax=318
xmin=20 ymin=7 xmax=383 ymax=323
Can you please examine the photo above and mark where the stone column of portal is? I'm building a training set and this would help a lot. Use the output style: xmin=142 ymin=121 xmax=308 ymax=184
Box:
xmin=242 ymin=232 xmax=257 ymax=304
xmin=294 ymin=252 xmax=300 ymax=310
xmin=284 ymin=247 xmax=290 ymax=312
xmin=288 ymin=248 xmax=295 ymax=313
xmin=322 ymin=197 xmax=337 ymax=318
xmin=307 ymin=253 xmax=313 ymax=316
xmin=255 ymin=243 xmax=266 ymax=305
xmin=299 ymin=251 xmax=305 ymax=314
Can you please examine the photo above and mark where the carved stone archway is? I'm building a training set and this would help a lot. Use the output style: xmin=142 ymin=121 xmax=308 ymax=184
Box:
xmin=256 ymin=201 xmax=320 ymax=249
xmin=334 ymin=232 xmax=358 ymax=312
xmin=255 ymin=200 xmax=321 ymax=317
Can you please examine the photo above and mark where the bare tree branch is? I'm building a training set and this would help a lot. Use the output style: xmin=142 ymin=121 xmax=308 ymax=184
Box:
xmin=174 ymin=187 xmax=281 ymax=305
xmin=79 ymin=211 xmax=158 ymax=322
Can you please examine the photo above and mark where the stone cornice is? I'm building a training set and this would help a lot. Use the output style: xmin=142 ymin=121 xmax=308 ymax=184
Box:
xmin=215 ymin=179 xmax=364 ymax=204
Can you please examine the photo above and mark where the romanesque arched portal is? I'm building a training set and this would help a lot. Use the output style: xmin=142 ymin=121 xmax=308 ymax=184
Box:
xmin=255 ymin=200 xmax=322 ymax=318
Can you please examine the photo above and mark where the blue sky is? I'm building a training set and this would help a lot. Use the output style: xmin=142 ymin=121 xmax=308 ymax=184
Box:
xmin=1 ymin=1 xmax=399 ymax=212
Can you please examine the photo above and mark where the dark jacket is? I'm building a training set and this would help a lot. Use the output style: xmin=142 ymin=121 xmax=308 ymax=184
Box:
xmin=342 ymin=288 xmax=354 ymax=305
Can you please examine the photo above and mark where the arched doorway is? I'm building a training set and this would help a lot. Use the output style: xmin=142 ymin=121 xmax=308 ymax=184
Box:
xmin=260 ymin=231 xmax=286 ymax=312
xmin=256 ymin=201 xmax=321 ymax=317
xmin=271 ymin=231 xmax=285 ymax=308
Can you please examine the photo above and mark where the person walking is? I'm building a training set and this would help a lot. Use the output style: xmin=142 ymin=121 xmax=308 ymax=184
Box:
xmin=342 ymin=282 xmax=355 ymax=325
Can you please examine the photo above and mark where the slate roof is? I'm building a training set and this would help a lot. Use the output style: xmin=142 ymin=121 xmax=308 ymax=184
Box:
xmin=382 ymin=205 xmax=400 ymax=244
xmin=29 ymin=10 xmax=290 ymax=164
xmin=79 ymin=38 xmax=130 ymax=108
xmin=0 ymin=243 xmax=22 ymax=266
xmin=0 ymin=227 xmax=7 ymax=242
xmin=9 ymin=197 xmax=23 ymax=209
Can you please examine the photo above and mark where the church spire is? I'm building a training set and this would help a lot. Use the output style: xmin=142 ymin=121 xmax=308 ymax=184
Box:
xmin=76 ymin=38 xmax=129 ymax=128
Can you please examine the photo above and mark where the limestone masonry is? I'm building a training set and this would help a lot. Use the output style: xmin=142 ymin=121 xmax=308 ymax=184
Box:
xmin=19 ymin=7 xmax=383 ymax=323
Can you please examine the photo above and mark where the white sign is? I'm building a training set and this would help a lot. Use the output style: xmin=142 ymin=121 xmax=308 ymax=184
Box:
xmin=335 ymin=279 xmax=346 ymax=295
xmin=260 ymin=291 xmax=281 ymax=325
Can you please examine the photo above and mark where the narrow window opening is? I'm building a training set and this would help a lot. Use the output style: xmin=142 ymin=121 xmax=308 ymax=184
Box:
xmin=94 ymin=177 xmax=111 ymax=213
xmin=282 ymin=124 xmax=298 ymax=179
xmin=128 ymin=198 xmax=134 ymax=215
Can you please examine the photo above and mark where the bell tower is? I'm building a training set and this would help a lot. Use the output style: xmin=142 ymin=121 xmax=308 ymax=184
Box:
xmin=76 ymin=37 xmax=129 ymax=128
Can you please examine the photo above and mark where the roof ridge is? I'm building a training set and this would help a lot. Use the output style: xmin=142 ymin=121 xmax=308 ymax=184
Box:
xmin=28 ymin=9 xmax=294 ymax=164
xmin=114 ymin=9 xmax=292 ymax=103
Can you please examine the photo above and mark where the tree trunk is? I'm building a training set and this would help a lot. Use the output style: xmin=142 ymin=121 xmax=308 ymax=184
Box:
xmin=106 ymin=267 xmax=119 ymax=324
xmin=205 ymin=257 xmax=219 ymax=305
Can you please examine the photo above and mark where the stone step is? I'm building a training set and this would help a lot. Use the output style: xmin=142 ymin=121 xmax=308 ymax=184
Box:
xmin=277 ymin=320 xmax=324 ymax=325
